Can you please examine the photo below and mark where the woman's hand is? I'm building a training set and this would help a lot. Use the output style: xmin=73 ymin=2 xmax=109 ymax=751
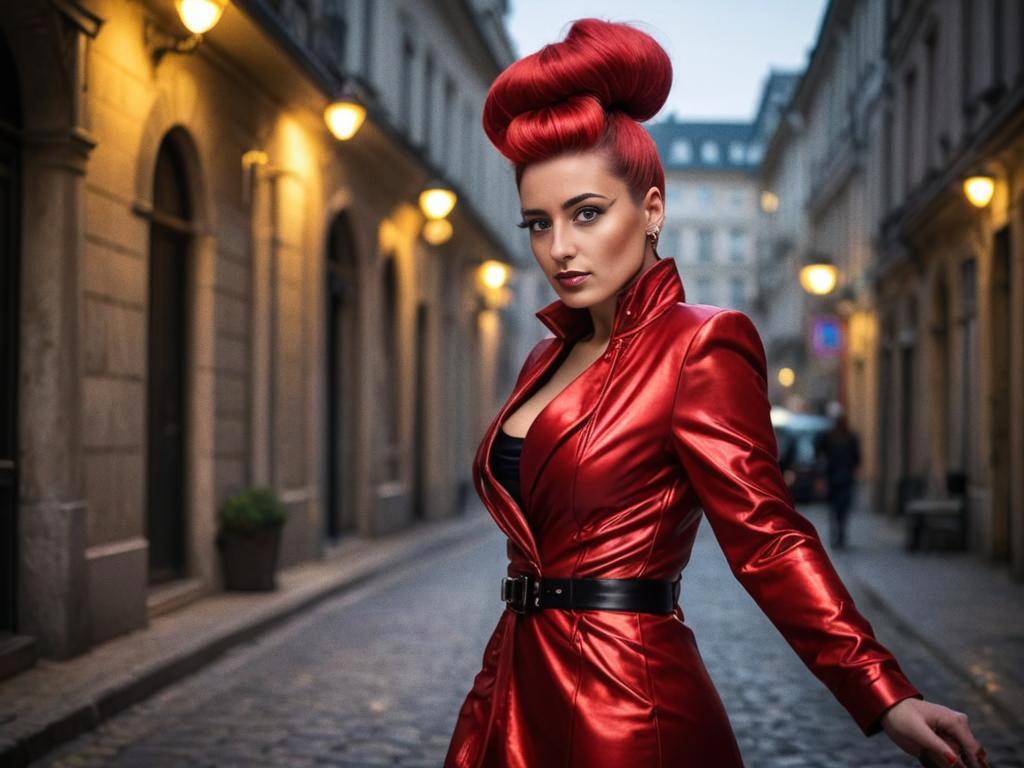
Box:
xmin=880 ymin=697 xmax=988 ymax=768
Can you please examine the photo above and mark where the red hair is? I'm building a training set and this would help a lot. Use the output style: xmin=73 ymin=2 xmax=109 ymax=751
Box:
xmin=482 ymin=18 xmax=672 ymax=202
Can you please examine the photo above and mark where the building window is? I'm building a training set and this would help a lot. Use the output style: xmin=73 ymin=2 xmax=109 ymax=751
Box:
xmin=462 ymin=100 xmax=474 ymax=185
xmin=924 ymin=26 xmax=938 ymax=170
xmin=665 ymin=183 xmax=682 ymax=202
xmin=399 ymin=34 xmax=414 ymax=129
xmin=361 ymin=0 xmax=374 ymax=76
xmin=697 ymin=228 xmax=714 ymax=262
xmin=700 ymin=140 xmax=720 ymax=163
xmin=746 ymin=142 xmax=763 ymax=163
xmin=658 ymin=225 xmax=680 ymax=259
xmin=422 ymin=50 xmax=434 ymax=154
xmin=441 ymin=75 xmax=456 ymax=167
xmin=728 ymin=141 xmax=746 ymax=163
xmin=728 ymin=228 xmax=746 ymax=262
xmin=731 ymin=189 xmax=746 ymax=209
xmin=903 ymin=67 xmax=917 ymax=195
xmin=695 ymin=277 xmax=713 ymax=304
xmin=670 ymin=139 xmax=692 ymax=163
xmin=729 ymin=276 xmax=745 ymax=309
xmin=697 ymin=185 xmax=713 ymax=209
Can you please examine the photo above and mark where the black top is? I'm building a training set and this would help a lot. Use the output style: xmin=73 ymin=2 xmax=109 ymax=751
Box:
xmin=490 ymin=427 xmax=525 ymax=509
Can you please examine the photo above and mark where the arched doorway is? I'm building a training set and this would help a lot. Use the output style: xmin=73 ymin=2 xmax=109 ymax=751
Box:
xmin=324 ymin=212 xmax=358 ymax=541
xmin=957 ymin=258 xmax=978 ymax=485
xmin=146 ymin=133 xmax=192 ymax=584
xmin=0 ymin=32 xmax=22 ymax=636
xmin=413 ymin=301 xmax=428 ymax=520
xmin=930 ymin=265 xmax=950 ymax=482
xmin=990 ymin=226 xmax=1012 ymax=560
xmin=379 ymin=254 xmax=400 ymax=483
xmin=878 ymin=309 xmax=895 ymax=514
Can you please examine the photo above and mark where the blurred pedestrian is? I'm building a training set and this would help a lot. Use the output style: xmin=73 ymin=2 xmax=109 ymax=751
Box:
xmin=814 ymin=402 xmax=861 ymax=549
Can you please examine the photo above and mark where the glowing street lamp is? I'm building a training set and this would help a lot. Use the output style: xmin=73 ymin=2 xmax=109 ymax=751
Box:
xmin=422 ymin=218 xmax=453 ymax=245
xmin=147 ymin=0 xmax=225 ymax=64
xmin=799 ymin=258 xmax=838 ymax=296
xmin=175 ymin=0 xmax=226 ymax=34
xmin=324 ymin=101 xmax=366 ymax=141
xmin=479 ymin=260 xmax=510 ymax=289
xmin=962 ymin=175 xmax=995 ymax=208
xmin=419 ymin=181 xmax=457 ymax=220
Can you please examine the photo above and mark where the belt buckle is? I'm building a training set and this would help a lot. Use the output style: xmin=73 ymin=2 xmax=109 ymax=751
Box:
xmin=501 ymin=574 xmax=536 ymax=614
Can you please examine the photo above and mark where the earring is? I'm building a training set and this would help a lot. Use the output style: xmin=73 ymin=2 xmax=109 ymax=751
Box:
xmin=646 ymin=226 xmax=660 ymax=244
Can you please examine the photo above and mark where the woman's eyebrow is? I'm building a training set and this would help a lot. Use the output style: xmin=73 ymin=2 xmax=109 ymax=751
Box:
xmin=520 ymin=192 xmax=610 ymax=216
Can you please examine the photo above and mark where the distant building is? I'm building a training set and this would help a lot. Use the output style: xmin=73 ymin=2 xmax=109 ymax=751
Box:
xmin=647 ymin=117 xmax=761 ymax=314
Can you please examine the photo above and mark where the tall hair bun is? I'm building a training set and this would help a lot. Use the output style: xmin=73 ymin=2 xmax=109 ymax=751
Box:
xmin=482 ymin=18 xmax=672 ymax=163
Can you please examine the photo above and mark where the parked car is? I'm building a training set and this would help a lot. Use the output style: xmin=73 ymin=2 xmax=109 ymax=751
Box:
xmin=770 ymin=407 xmax=832 ymax=504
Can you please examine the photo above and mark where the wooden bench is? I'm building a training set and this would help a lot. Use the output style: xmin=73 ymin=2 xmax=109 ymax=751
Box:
xmin=904 ymin=472 xmax=968 ymax=552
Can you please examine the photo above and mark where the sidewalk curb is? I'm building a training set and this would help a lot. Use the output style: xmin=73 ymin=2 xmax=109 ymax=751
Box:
xmin=0 ymin=508 xmax=496 ymax=768
xmin=850 ymin=573 xmax=1024 ymax=732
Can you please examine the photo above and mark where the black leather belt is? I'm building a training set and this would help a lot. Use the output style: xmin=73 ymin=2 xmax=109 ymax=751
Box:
xmin=500 ymin=573 xmax=681 ymax=615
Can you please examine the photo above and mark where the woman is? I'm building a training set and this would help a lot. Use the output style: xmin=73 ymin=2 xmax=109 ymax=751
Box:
xmin=444 ymin=18 xmax=986 ymax=768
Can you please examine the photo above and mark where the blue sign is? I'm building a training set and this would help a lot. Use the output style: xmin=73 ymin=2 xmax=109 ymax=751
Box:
xmin=812 ymin=315 xmax=842 ymax=357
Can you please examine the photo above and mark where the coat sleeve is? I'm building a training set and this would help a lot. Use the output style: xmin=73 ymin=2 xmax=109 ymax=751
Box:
xmin=667 ymin=309 xmax=923 ymax=737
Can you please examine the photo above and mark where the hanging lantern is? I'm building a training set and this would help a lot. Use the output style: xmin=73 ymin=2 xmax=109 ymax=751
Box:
xmin=422 ymin=218 xmax=453 ymax=245
xmin=962 ymin=175 xmax=994 ymax=208
xmin=479 ymin=260 xmax=509 ymax=289
xmin=799 ymin=259 xmax=838 ymax=296
xmin=174 ymin=0 xmax=226 ymax=34
xmin=324 ymin=101 xmax=366 ymax=141
xmin=419 ymin=181 xmax=457 ymax=220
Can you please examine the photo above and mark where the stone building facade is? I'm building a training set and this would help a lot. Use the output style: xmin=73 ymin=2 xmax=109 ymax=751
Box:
xmin=874 ymin=0 xmax=1023 ymax=574
xmin=0 ymin=0 xmax=530 ymax=674
xmin=753 ymin=0 xmax=1024 ymax=578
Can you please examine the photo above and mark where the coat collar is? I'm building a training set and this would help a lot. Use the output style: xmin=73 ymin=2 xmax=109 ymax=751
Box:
xmin=533 ymin=256 xmax=686 ymax=343
xmin=473 ymin=257 xmax=686 ymax=576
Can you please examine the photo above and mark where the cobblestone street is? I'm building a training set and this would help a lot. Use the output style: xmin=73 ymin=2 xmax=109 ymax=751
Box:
xmin=33 ymin=506 xmax=1024 ymax=768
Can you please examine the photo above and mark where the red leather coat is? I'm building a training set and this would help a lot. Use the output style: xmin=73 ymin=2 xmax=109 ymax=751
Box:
xmin=444 ymin=257 xmax=923 ymax=767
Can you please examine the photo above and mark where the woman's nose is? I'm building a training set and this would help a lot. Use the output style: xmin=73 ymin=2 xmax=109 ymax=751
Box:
xmin=548 ymin=222 xmax=576 ymax=260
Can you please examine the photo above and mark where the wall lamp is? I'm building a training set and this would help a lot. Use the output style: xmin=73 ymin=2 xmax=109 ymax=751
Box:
xmin=146 ymin=0 xmax=226 ymax=65
xmin=798 ymin=254 xmax=838 ymax=296
xmin=324 ymin=78 xmax=370 ymax=141
xmin=477 ymin=260 xmax=512 ymax=310
xmin=962 ymin=174 xmax=995 ymax=208
xmin=418 ymin=180 xmax=457 ymax=220
xmin=422 ymin=219 xmax=454 ymax=245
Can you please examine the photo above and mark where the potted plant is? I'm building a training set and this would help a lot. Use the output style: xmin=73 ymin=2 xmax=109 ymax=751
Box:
xmin=216 ymin=486 xmax=288 ymax=591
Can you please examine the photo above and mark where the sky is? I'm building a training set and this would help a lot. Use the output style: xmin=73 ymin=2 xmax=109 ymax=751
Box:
xmin=504 ymin=0 xmax=829 ymax=122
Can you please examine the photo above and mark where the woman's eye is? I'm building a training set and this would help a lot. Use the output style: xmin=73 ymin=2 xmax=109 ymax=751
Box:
xmin=576 ymin=206 xmax=602 ymax=222
xmin=517 ymin=219 xmax=549 ymax=233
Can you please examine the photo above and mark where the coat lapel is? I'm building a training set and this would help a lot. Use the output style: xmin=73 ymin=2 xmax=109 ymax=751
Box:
xmin=473 ymin=257 xmax=686 ymax=576
xmin=473 ymin=340 xmax=566 ymax=574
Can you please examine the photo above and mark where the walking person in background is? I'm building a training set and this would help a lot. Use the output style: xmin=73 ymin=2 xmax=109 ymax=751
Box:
xmin=814 ymin=402 xmax=862 ymax=549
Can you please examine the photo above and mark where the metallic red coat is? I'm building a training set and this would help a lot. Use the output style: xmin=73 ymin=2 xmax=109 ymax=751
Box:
xmin=444 ymin=257 xmax=923 ymax=768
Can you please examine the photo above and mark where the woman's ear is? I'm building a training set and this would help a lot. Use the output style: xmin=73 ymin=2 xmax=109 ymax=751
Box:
xmin=643 ymin=186 xmax=665 ymax=231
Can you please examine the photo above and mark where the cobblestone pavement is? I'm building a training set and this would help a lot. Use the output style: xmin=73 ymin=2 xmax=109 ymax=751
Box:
xmin=32 ymin=507 xmax=1023 ymax=768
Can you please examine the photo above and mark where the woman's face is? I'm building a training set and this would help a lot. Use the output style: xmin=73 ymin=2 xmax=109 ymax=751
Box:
xmin=517 ymin=150 xmax=664 ymax=310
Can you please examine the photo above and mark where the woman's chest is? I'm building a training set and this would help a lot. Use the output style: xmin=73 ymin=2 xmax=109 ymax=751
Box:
xmin=516 ymin=335 xmax=686 ymax=512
